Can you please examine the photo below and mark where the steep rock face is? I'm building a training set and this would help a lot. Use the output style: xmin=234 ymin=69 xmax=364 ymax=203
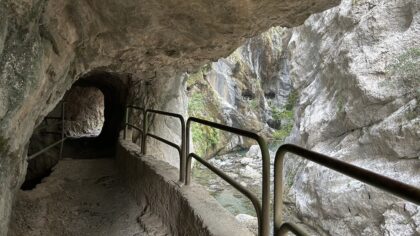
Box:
xmin=0 ymin=0 xmax=339 ymax=234
xmin=185 ymin=27 xmax=295 ymax=156
xmin=286 ymin=0 xmax=420 ymax=235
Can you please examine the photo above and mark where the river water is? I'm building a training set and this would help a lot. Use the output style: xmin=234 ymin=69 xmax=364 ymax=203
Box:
xmin=191 ymin=142 xmax=281 ymax=217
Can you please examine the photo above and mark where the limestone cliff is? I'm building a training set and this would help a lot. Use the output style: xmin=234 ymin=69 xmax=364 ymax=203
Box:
xmin=285 ymin=0 xmax=420 ymax=235
xmin=185 ymin=27 xmax=296 ymax=157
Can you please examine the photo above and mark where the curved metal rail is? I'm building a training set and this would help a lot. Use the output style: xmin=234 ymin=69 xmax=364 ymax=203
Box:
xmin=274 ymin=143 xmax=420 ymax=236
xmin=124 ymin=106 xmax=186 ymax=182
xmin=123 ymin=106 xmax=420 ymax=236
xmin=185 ymin=117 xmax=270 ymax=236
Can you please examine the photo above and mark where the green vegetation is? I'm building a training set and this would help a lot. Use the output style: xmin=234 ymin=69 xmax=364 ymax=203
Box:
xmin=270 ymin=106 xmax=294 ymax=142
xmin=190 ymin=123 xmax=220 ymax=157
xmin=188 ymin=93 xmax=205 ymax=116
xmin=270 ymin=89 xmax=298 ymax=142
xmin=272 ymin=123 xmax=293 ymax=141
xmin=271 ymin=106 xmax=293 ymax=121
xmin=285 ymin=89 xmax=298 ymax=111
xmin=186 ymin=70 xmax=204 ymax=88
xmin=187 ymin=69 xmax=221 ymax=157
xmin=249 ymin=98 xmax=259 ymax=110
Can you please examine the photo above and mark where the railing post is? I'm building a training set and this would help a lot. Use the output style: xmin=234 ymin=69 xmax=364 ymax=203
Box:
xmin=124 ymin=107 xmax=128 ymax=140
xmin=185 ymin=119 xmax=191 ymax=185
xmin=257 ymin=137 xmax=270 ymax=236
xmin=274 ymin=148 xmax=286 ymax=236
xmin=59 ymin=102 xmax=65 ymax=159
xmin=180 ymin=116 xmax=186 ymax=183
xmin=141 ymin=110 xmax=147 ymax=155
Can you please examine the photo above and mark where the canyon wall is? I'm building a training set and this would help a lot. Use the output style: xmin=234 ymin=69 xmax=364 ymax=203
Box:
xmin=185 ymin=27 xmax=295 ymax=157
xmin=285 ymin=0 xmax=420 ymax=234
xmin=182 ymin=1 xmax=420 ymax=234
xmin=0 ymin=1 xmax=338 ymax=233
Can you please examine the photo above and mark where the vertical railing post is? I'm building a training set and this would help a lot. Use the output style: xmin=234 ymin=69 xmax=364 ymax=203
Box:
xmin=124 ymin=107 xmax=128 ymax=140
xmin=185 ymin=119 xmax=191 ymax=185
xmin=141 ymin=110 xmax=147 ymax=155
xmin=274 ymin=148 xmax=286 ymax=236
xmin=59 ymin=102 xmax=65 ymax=159
xmin=257 ymin=137 xmax=270 ymax=236
xmin=179 ymin=117 xmax=186 ymax=183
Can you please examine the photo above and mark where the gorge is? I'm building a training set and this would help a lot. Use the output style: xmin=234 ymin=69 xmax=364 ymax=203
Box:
xmin=0 ymin=0 xmax=419 ymax=235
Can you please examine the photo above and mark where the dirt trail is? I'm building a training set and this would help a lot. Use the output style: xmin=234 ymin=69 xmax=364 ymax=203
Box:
xmin=9 ymin=158 xmax=168 ymax=236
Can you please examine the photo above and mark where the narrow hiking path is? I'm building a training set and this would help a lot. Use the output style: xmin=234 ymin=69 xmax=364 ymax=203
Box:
xmin=9 ymin=158 xmax=170 ymax=236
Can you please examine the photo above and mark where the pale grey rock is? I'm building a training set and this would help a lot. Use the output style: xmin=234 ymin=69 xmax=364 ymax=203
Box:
xmin=240 ymin=165 xmax=262 ymax=179
xmin=235 ymin=213 xmax=258 ymax=235
xmin=246 ymin=145 xmax=262 ymax=159
xmin=240 ymin=157 xmax=254 ymax=165
xmin=64 ymin=86 xmax=104 ymax=137
xmin=284 ymin=0 xmax=420 ymax=235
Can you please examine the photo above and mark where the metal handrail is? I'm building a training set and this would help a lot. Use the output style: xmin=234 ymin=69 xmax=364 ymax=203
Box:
xmin=189 ymin=152 xmax=263 ymax=231
xmin=277 ymin=222 xmax=309 ymax=236
xmin=185 ymin=117 xmax=270 ymax=236
xmin=124 ymin=106 xmax=145 ymax=148
xmin=29 ymin=102 xmax=66 ymax=160
xmin=123 ymin=106 xmax=420 ymax=236
xmin=124 ymin=106 xmax=186 ymax=182
xmin=274 ymin=143 xmax=420 ymax=236
xmin=28 ymin=137 xmax=67 ymax=160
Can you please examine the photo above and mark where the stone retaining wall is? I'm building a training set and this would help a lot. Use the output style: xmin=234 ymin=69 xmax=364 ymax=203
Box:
xmin=117 ymin=138 xmax=253 ymax=236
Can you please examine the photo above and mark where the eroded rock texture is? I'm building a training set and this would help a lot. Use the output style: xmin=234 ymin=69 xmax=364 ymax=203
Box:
xmin=185 ymin=27 xmax=291 ymax=156
xmin=0 ymin=1 xmax=339 ymax=233
xmin=64 ymin=86 xmax=104 ymax=137
xmin=285 ymin=0 xmax=420 ymax=234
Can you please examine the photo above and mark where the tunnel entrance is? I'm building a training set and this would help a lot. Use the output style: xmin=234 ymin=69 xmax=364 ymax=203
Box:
xmin=22 ymin=71 xmax=129 ymax=190
xmin=61 ymin=73 xmax=129 ymax=159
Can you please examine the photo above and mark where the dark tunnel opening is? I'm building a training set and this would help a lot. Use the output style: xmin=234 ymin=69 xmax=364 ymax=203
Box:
xmin=22 ymin=72 xmax=129 ymax=190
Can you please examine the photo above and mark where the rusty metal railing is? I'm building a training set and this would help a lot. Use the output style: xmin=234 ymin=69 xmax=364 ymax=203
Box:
xmin=274 ymin=143 xmax=420 ymax=236
xmin=29 ymin=102 xmax=66 ymax=160
xmin=124 ymin=106 xmax=186 ymax=182
xmin=185 ymin=117 xmax=270 ymax=236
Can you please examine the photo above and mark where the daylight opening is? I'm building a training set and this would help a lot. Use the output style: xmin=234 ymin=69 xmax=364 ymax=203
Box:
xmin=64 ymin=86 xmax=105 ymax=138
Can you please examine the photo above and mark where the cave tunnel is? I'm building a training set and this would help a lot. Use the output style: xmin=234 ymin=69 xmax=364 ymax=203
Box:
xmin=22 ymin=72 xmax=129 ymax=190
xmin=62 ymin=72 xmax=130 ymax=157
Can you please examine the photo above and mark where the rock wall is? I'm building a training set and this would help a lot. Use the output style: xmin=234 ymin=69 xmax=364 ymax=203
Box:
xmin=0 ymin=0 xmax=339 ymax=234
xmin=185 ymin=27 xmax=296 ymax=157
xmin=63 ymin=86 xmax=104 ymax=137
xmin=285 ymin=0 xmax=420 ymax=235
